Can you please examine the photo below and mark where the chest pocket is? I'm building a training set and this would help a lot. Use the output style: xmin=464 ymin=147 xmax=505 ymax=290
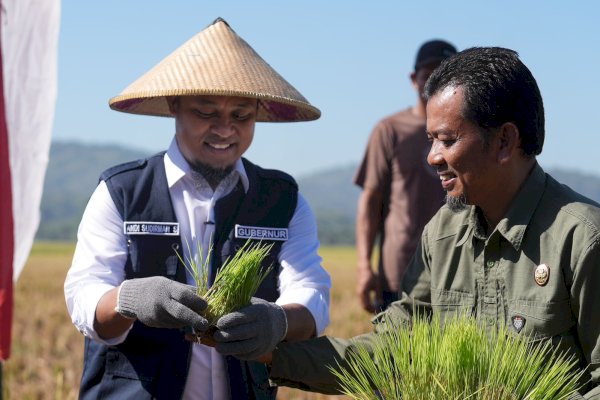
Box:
xmin=430 ymin=288 xmax=476 ymax=322
xmin=126 ymin=235 xmax=181 ymax=279
xmin=506 ymin=299 xmax=575 ymax=340
xmin=99 ymin=349 xmax=158 ymax=399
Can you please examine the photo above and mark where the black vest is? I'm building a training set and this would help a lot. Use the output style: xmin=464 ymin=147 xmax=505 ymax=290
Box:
xmin=79 ymin=153 xmax=298 ymax=400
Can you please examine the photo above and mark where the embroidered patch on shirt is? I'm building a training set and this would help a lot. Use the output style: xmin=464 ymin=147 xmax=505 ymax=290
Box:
xmin=234 ymin=224 xmax=288 ymax=241
xmin=512 ymin=315 xmax=526 ymax=333
xmin=123 ymin=221 xmax=179 ymax=236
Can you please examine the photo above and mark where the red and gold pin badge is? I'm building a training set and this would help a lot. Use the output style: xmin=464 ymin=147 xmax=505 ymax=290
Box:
xmin=534 ymin=264 xmax=550 ymax=286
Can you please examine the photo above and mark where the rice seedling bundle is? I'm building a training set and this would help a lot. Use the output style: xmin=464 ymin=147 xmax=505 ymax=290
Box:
xmin=176 ymin=240 xmax=273 ymax=326
xmin=330 ymin=313 xmax=584 ymax=399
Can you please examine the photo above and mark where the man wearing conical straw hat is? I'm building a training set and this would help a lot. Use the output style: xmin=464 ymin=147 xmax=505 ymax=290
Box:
xmin=64 ymin=18 xmax=331 ymax=399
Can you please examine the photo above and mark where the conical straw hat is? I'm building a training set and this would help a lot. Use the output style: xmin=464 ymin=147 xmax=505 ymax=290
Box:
xmin=109 ymin=18 xmax=320 ymax=122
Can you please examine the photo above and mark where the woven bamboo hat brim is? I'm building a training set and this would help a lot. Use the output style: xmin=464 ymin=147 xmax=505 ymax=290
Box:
xmin=109 ymin=18 xmax=320 ymax=122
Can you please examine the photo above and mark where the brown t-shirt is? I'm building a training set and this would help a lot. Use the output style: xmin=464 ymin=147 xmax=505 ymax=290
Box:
xmin=354 ymin=108 xmax=444 ymax=292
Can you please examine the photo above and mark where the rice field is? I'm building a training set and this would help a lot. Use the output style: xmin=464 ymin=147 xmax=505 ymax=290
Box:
xmin=2 ymin=242 xmax=373 ymax=399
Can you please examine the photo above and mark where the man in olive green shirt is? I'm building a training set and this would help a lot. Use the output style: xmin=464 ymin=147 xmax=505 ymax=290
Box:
xmin=254 ymin=47 xmax=600 ymax=398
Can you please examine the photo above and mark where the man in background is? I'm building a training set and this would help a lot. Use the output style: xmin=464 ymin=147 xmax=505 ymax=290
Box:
xmin=354 ymin=40 xmax=456 ymax=312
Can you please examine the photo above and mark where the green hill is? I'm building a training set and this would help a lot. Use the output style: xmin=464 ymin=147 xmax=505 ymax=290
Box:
xmin=37 ymin=142 xmax=150 ymax=240
xmin=37 ymin=141 xmax=600 ymax=245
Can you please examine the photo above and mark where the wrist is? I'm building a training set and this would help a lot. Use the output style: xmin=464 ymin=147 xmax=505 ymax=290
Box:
xmin=276 ymin=303 xmax=288 ymax=342
xmin=357 ymin=261 xmax=372 ymax=270
xmin=256 ymin=351 xmax=273 ymax=365
xmin=114 ymin=281 xmax=136 ymax=320
xmin=95 ymin=285 xmax=136 ymax=339
xmin=357 ymin=264 xmax=374 ymax=275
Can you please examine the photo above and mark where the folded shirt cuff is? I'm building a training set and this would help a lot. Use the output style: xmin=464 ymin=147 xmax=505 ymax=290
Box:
xmin=276 ymin=287 xmax=330 ymax=335
xmin=71 ymin=283 xmax=131 ymax=345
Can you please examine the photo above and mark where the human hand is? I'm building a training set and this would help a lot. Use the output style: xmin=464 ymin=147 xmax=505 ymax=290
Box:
xmin=213 ymin=297 xmax=287 ymax=360
xmin=115 ymin=276 xmax=209 ymax=331
xmin=255 ymin=351 xmax=273 ymax=365
xmin=357 ymin=265 xmax=380 ymax=313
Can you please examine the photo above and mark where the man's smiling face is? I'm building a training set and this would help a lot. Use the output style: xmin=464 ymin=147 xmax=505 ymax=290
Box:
xmin=169 ymin=95 xmax=257 ymax=171
xmin=426 ymin=85 xmax=501 ymax=212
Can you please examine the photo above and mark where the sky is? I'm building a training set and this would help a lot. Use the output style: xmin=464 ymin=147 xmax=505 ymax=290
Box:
xmin=54 ymin=1 xmax=600 ymax=178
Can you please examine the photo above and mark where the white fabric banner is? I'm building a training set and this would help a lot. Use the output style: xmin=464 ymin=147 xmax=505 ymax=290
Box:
xmin=1 ymin=0 xmax=60 ymax=281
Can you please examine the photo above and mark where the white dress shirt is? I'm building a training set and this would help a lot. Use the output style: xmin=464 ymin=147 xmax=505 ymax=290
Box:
xmin=64 ymin=137 xmax=331 ymax=400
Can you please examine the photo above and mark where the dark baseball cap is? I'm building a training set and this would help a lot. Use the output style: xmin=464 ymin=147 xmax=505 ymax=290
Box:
xmin=414 ymin=39 xmax=457 ymax=70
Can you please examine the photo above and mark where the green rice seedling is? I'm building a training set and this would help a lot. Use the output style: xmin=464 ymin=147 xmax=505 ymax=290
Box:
xmin=175 ymin=237 xmax=212 ymax=297
xmin=330 ymin=313 xmax=585 ymax=399
xmin=175 ymin=239 xmax=274 ymax=326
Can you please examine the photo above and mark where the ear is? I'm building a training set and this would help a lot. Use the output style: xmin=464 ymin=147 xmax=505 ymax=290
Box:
xmin=496 ymin=122 xmax=520 ymax=164
xmin=410 ymin=71 xmax=418 ymax=90
xmin=166 ymin=96 xmax=178 ymax=115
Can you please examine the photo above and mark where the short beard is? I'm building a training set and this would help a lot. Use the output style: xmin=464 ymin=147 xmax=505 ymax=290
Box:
xmin=445 ymin=193 xmax=468 ymax=213
xmin=191 ymin=162 xmax=234 ymax=188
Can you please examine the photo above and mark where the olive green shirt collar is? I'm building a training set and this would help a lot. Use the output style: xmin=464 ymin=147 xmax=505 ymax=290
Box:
xmin=459 ymin=163 xmax=545 ymax=252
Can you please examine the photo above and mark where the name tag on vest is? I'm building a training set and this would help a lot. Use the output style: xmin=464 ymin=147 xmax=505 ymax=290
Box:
xmin=123 ymin=221 xmax=180 ymax=236
xmin=234 ymin=224 xmax=288 ymax=241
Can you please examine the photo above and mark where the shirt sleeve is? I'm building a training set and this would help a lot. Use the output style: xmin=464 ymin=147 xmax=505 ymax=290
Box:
xmin=572 ymin=238 xmax=600 ymax=395
xmin=271 ymin=335 xmax=364 ymax=394
xmin=64 ymin=180 xmax=130 ymax=345
xmin=270 ymin=217 xmax=425 ymax=393
xmin=353 ymin=120 xmax=394 ymax=191
xmin=276 ymin=193 xmax=331 ymax=335
xmin=396 ymin=222 xmax=434 ymax=315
